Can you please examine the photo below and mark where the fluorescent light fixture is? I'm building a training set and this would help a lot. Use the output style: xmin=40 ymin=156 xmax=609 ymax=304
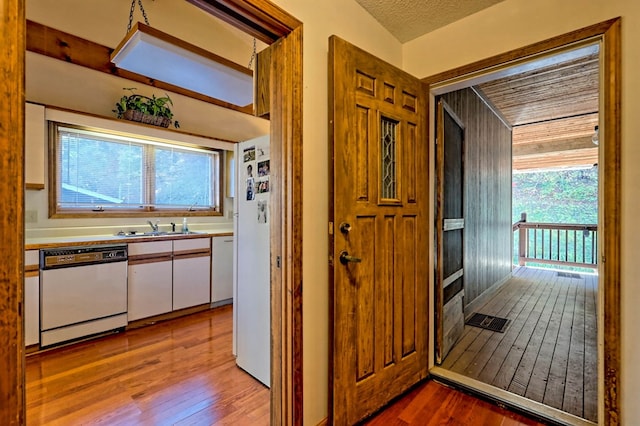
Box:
xmin=111 ymin=22 xmax=253 ymax=107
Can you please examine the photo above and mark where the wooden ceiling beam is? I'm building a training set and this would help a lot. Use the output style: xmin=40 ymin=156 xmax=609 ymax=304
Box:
xmin=26 ymin=20 xmax=254 ymax=115
xmin=513 ymin=136 xmax=595 ymax=156
xmin=514 ymin=147 xmax=599 ymax=171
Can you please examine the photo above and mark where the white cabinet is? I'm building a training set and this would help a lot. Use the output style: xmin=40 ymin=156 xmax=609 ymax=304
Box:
xmin=24 ymin=250 xmax=40 ymax=346
xmin=173 ymin=238 xmax=211 ymax=311
xmin=25 ymin=103 xmax=46 ymax=189
xmin=211 ymin=236 xmax=234 ymax=304
xmin=127 ymin=241 xmax=173 ymax=321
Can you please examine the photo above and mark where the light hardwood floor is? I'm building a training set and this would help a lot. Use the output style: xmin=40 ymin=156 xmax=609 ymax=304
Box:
xmin=441 ymin=266 xmax=597 ymax=422
xmin=365 ymin=380 xmax=545 ymax=426
xmin=27 ymin=300 xmax=557 ymax=425
xmin=26 ymin=305 xmax=270 ymax=425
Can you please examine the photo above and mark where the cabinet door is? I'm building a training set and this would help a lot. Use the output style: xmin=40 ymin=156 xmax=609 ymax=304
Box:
xmin=212 ymin=236 xmax=234 ymax=303
xmin=25 ymin=249 xmax=40 ymax=346
xmin=173 ymin=255 xmax=211 ymax=310
xmin=25 ymin=274 xmax=40 ymax=346
xmin=128 ymin=260 xmax=173 ymax=321
xmin=25 ymin=102 xmax=46 ymax=189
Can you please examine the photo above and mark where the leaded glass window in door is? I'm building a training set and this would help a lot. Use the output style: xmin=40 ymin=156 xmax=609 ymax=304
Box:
xmin=381 ymin=116 xmax=398 ymax=200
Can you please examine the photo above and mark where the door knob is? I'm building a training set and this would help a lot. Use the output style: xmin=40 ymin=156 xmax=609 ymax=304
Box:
xmin=339 ymin=222 xmax=352 ymax=234
xmin=339 ymin=251 xmax=362 ymax=265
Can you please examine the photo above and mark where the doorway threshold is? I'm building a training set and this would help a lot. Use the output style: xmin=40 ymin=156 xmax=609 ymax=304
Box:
xmin=429 ymin=366 xmax=595 ymax=426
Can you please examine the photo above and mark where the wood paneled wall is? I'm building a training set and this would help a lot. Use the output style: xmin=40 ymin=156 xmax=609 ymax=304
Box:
xmin=441 ymin=88 xmax=512 ymax=308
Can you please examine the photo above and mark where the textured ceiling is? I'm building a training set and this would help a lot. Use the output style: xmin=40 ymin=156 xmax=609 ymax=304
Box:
xmin=355 ymin=0 xmax=507 ymax=42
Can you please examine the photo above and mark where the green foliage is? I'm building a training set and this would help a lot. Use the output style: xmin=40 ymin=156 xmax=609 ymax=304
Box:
xmin=113 ymin=88 xmax=180 ymax=128
xmin=512 ymin=168 xmax=598 ymax=225
xmin=512 ymin=167 xmax=599 ymax=272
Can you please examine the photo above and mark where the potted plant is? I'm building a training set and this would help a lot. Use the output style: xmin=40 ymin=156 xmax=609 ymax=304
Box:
xmin=113 ymin=88 xmax=180 ymax=128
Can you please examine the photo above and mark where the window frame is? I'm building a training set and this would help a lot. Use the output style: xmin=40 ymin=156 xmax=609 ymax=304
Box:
xmin=49 ymin=122 xmax=224 ymax=218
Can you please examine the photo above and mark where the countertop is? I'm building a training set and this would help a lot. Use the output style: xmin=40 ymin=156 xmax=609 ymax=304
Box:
xmin=25 ymin=230 xmax=234 ymax=250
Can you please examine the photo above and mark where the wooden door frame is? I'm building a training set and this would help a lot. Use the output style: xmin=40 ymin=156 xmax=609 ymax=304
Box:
xmin=0 ymin=0 xmax=303 ymax=425
xmin=423 ymin=18 xmax=621 ymax=424
xmin=1 ymin=1 xmax=26 ymax=424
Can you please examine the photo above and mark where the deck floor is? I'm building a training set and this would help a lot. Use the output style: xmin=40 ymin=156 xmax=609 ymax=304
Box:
xmin=441 ymin=266 xmax=598 ymax=422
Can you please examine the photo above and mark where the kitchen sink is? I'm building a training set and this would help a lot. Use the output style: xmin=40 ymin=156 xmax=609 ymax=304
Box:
xmin=116 ymin=231 xmax=204 ymax=237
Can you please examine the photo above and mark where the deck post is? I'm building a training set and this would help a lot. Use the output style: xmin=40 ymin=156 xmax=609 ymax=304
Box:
xmin=518 ymin=212 xmax=527 ymax=266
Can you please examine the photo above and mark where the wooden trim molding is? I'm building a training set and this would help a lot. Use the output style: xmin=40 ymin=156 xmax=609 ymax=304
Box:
xmin=424 ymin=18 xmax=622 ymax=425
xmin=24 ymin=270 xmax=40 ymax=278
xmin=601 ymin=18 xmax=622 ymax=425
xmin=186 ymin=0 xmax=302 ymax=44
xmin=188 ymin=2 xmax=304 ymax=425
xmin=422 ymin=18 xmax=620 ymax=88
xmin=25 ymin=183 xmax=45 ymax=191
xmin=125 ymin=304 xmax=212 ymax=330
xmin=127 ymin=253 xmax=174 ymax=265
xmin=1 ymin=0 xmax=26 ymax=424
xmin=267 ymin=25 xmax=304 ymax=426
xmin=172 ymin=249 xmax=212 ymax=260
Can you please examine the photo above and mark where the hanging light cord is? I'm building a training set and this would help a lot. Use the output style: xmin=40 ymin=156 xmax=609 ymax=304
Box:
xmin=127 ymin=0 xmax=150 ymax=33
xmin=248 ymin=38 xmax=257 ymax=69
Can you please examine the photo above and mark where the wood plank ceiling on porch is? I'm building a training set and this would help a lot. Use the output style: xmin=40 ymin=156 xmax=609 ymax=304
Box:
xmin=475 ymin=52 xmax=600 ymax=172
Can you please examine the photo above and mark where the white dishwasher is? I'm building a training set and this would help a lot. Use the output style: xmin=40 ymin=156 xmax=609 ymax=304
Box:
xmin=40 ymin=244 xmax=128 ymax=347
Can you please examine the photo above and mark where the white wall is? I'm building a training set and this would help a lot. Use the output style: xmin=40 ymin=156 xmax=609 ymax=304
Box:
xmin=270 ymin=0 xmax=402 ymax=424
xmin=27 ymin=0 xmax=265 ymax=67
xmin=268 ymin=0 xmax=640 ymax=423
xmin=26 ymin=0 xmax=270 ymax=140
xmin=25 ymin=0 xmax=270 ymax=236
xmin=403 ymin=0 xmax=639 ymax=423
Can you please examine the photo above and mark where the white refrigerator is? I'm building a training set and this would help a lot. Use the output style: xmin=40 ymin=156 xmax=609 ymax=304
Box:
xmin=233 ymin=135 xmax=270 ymax=387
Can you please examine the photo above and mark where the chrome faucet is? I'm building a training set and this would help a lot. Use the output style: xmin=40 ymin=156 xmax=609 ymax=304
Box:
xmin=147 ymin=220 xmax=159 ymax=232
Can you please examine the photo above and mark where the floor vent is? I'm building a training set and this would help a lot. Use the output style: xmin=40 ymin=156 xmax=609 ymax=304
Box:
xmin=557 ymin=271 xmax=582 ymax=279
xmin=466 ymin=313 xmax=510 ymax=333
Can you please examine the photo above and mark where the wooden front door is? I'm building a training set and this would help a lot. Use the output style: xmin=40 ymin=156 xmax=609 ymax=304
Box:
xmin=435 ymin=99 xmax=466 ymax=364
xmin=329 ymin=35 xmax=429 ymax=425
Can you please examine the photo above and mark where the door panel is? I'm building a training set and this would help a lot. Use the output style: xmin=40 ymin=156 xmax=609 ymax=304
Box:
xmin=329 ymin=35 xmax=429 ymax=425
xmin=436 ymin=99 xmax=466 ymax=364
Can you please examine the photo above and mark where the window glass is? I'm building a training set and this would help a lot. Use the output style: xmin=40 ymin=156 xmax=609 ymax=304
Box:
xmin=59 ymin=130 xmax=144 ymax=208
xmin=53 ymin=124 xmax=221 ymax=216
xmin=155 ymin=146 xmax=213 ymax=208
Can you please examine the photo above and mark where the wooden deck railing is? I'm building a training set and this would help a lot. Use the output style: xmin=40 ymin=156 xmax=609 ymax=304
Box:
xmin=512 ymin=212 xmax=598 ymax=269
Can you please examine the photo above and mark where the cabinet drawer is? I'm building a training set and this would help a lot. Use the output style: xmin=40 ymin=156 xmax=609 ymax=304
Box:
xmin=128 ymin=241 xmax=173 ymax=256
xmin=173 ymin=237 xmax=210 ymax=252
xmin=25 ymin=249 xmax=39 ymax=269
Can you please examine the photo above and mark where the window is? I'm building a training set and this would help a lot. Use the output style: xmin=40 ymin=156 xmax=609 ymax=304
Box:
xmin=51 ymin=123 xmax=221 ymax=217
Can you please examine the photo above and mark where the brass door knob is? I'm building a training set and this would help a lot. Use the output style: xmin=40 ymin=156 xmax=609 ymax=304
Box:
xmin=339 ymin=251 xmax=362 ymax=265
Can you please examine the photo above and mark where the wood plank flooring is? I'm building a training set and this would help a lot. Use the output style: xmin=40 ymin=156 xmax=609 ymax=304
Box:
xmin=26 ymin=296 xmax=568 ymax=425
xmin=441 ymin=267 xmax=597 ymax=422
xmin=26 ymin=305 xmax=270 ymax=425
xmin=364 ymin=380 xmax=546 ymax=425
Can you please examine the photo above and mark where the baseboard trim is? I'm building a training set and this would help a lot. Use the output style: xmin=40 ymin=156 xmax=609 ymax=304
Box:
xmin=315 ymin=417 xmax=329 ymax=426
xmin=429 ymin=367 xmax=595 ymax=426
xmin=126 ymin=303 xmax=211 ymax=330
xmin=464 ymin=273 xmax=511 ymax=321
xmin=211 ymin=298 xmax=233 ymax=308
